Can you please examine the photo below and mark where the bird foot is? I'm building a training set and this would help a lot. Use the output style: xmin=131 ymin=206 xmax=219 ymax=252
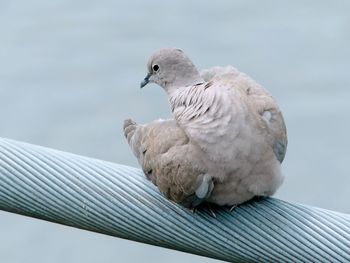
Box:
xmin=207 ymin=205 xmax=217 ymax=218
xmin=229 ymin=205 xmax=237 ymax=212
xmin=189 ymin=203 xmax=217 ymax=218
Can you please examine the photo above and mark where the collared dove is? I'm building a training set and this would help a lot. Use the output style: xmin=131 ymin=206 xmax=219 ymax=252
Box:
xmin=124 ymin=48 xmax=287 ymax=209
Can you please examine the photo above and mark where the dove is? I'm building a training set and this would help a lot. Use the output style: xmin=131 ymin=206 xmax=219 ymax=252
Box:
xmin=124 ymin=48 xmax=287 ymax=209
xmin=124 ymin=118 xmax=209 ymax=208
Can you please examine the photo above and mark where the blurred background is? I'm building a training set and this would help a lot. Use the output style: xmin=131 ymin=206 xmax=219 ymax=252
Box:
xmin=0 ymin=0 xmax=349 ymax=262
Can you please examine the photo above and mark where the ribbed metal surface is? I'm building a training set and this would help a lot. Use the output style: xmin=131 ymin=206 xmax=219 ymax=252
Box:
xmin=0 ymin=138 xmax=350 ymax=262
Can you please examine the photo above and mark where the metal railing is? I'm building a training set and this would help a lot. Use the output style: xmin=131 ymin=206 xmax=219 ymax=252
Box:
xmin=0 ymin=137 xmax=349 ymax=262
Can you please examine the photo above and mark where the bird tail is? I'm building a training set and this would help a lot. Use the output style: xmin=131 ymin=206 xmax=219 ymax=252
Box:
xmin=123 ymin=119 xmax=137 ymax=143
xmin=123 ymin=119 xmax=142 ymax=159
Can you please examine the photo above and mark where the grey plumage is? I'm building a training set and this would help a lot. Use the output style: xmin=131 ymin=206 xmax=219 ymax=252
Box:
xmin=124 ymin=48 xmax=287 ymax=208
xmin=123 ymin=119 xmax=209 ymax=207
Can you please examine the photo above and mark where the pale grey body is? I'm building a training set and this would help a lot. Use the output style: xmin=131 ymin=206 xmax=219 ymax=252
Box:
xmin=124 ymin=49 xmax=287 ymax=208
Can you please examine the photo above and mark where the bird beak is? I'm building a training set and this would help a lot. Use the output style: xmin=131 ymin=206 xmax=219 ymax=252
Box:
xmin=140 ymin=73 xmax=152 ymax=88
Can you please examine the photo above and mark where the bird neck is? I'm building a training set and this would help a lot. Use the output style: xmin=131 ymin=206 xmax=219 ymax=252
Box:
xmin=162 ymin=64 xmax=204 ymax=95
xmin=165 ymin=76 xmax=204 ymax=96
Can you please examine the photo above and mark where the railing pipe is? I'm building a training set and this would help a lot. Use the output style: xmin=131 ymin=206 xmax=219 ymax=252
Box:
xmin=0 ymin=138 xmax=349 ymax=262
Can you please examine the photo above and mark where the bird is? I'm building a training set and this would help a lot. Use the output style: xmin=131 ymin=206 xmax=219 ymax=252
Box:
xmin=124 ymin=48 xmax=287 ymax=209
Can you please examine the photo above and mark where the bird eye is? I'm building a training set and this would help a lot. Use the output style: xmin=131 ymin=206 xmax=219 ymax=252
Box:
xmin=152 ymin=64 xmax=159 ymax=72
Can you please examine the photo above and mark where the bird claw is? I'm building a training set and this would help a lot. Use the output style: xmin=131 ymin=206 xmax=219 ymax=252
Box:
xmin=208 ymin=207 xmax=217 ymax=218
xmin=229 ymin=205 xmax=237 ymax=212
xmin=202 ymin=203 xmax=217 ymax=218
xmin=189 ymin=203 xmax=217 ymax=218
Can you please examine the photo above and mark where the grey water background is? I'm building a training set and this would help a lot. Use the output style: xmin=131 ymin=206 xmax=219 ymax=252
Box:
xmin=0 ymin=1 xmax=349 ymax=262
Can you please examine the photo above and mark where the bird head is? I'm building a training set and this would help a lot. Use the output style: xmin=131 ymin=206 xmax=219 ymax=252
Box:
xmin=140 ymin=48 xmax=204 ymax=93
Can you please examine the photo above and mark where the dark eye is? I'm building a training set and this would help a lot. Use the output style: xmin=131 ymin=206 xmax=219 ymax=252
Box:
xmin=152 ymin=64 xmax=159 ymax=72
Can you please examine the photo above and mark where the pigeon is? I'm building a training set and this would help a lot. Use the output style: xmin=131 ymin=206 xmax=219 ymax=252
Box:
xmin=124 ymin=48 xmax=287 ymax=209
xmin=124 ymin=118 xmax=209 ymax=208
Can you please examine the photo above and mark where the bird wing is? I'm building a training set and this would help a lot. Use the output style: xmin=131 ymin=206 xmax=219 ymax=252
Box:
xmin=227 ymin=70 xmax=288 ymax=163
xmin=200 ymin=66 xmax=288 ymax=163
xmin=123 ymin=119 xmax=213 ymax=207
xmin=253 ymin=93 xmax=288 ymax=164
